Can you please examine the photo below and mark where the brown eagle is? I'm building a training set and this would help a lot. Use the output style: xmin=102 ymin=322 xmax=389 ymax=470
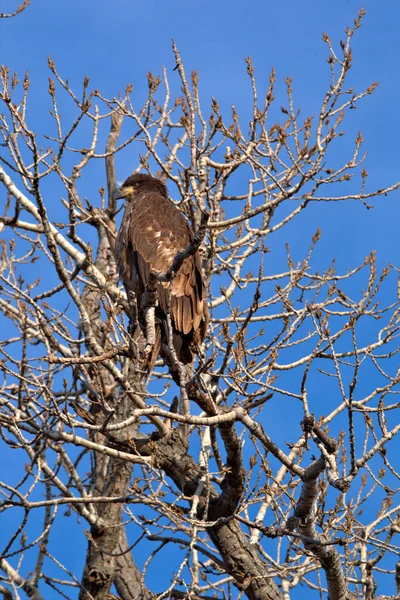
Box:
xmin=114 ymin=174 xmax=208 ymax=372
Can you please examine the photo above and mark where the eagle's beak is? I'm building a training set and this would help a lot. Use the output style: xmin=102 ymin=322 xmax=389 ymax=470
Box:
xmin=113 ymin=187 xmax=125 ymax=201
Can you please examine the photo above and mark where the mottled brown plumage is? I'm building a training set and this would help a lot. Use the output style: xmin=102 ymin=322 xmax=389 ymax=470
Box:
xmin=114 ymin=174 xmax=208 ymax=367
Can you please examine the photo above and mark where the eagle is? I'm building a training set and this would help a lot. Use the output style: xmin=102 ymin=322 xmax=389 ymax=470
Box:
xmin=114 ymin=174 xmax=208 ymax=375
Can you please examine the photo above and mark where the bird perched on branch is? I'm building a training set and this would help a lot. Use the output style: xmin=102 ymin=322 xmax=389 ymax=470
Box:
xmin=114 ymin=173 xmax=208 ymax=377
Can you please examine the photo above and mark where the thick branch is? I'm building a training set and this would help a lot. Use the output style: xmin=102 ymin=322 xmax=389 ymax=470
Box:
xmin=152 ymin=429 xmax=282 ymax=600
xmin=288 ymin=456 xmax=347 ymax=600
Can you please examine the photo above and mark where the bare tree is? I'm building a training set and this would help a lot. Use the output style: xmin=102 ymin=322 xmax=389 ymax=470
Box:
xmin=1 ymin=6 xmax=400 ymax=600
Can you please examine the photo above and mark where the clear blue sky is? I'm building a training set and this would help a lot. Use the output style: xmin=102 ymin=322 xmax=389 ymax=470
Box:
xmin=1 ymin=1 xmax=400 ymax=597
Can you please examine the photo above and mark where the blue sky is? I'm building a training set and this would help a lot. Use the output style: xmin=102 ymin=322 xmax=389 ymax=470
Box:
xmin=1 ymin=1 xmax=400 ymax=597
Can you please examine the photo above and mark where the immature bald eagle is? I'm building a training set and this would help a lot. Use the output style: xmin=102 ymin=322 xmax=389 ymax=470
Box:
xmin=114 ymin=174 xmax=208 ymax=370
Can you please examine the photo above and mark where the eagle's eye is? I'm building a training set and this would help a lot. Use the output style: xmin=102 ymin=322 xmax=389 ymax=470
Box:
xmin=133 ymin=182 xmax=140 ymax=188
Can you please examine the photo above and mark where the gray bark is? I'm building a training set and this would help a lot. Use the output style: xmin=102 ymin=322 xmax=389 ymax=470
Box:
xmin=150 ymin=429 xmax=282 ymax=600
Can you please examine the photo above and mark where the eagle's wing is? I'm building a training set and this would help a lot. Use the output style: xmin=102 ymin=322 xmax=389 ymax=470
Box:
xmin=127 ymin=192 xmax=205 ymax=336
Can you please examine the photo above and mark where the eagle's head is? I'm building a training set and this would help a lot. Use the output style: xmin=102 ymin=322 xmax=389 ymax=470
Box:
xmin=113 ymin=173 xmax=168 ymax=201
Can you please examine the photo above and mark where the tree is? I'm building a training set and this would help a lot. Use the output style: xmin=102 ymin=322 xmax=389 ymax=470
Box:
xmin=1 ymin=4 xmax=400 ymax=599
